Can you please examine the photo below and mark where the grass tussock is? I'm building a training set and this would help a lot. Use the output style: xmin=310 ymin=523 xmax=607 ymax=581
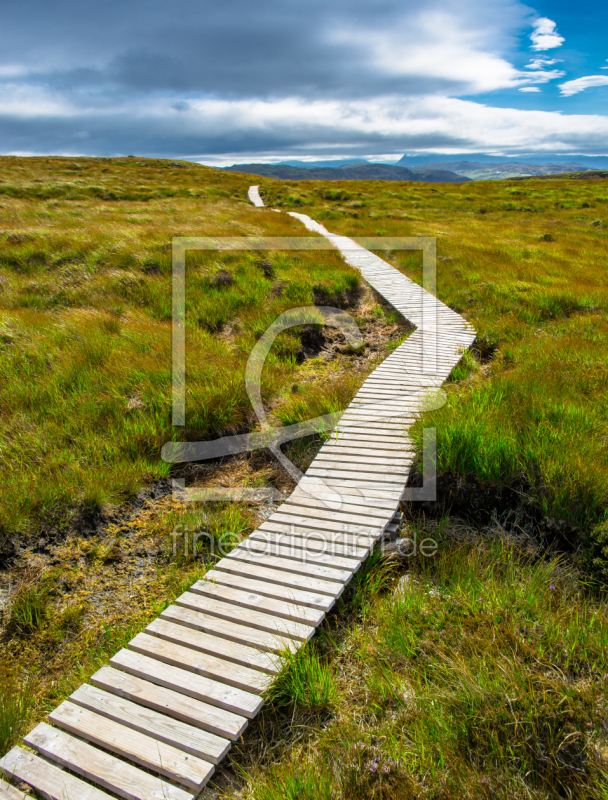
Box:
xmin=0 ymin=670 xmax=34 ymax=757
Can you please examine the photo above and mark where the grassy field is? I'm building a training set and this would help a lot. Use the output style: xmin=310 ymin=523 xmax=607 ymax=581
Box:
xmin=1 ymin=159 xmax=607 ymax=797
xmin=0 ymin=156 xmax=389 ymax=539
xmin=260 ymin=177 xmax=608 ymax=571
xmin=221 ymin=529 xmax=608 ymax=800
xmin=0 ymin=156 xmax=408 ymax=759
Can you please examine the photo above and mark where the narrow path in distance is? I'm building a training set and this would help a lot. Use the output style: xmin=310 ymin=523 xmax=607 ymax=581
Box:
xmin=0 ymin=186 xmax=475 ymax=800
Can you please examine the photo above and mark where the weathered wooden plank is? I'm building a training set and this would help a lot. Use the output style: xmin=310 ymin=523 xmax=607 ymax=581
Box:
xmin=330 ymin=428 xmax=409 ymax=443
xmin=214 ymin=556 xmax=346 ymax=598
xmin=200 ymin=569 xmax=333 ymax=615
xmin=0 ymin=777 xmax=33 ymax=800
xmin=258 ymin=520 xmax=379 ymax=546
xmin=291 ymin=482 xmax=400 ymax=509
xmin=69 ymin=683 xmax=230 ymax=764
xmin=237 ymin=537 xmax=362 ymax=571
xmin=249 ymin=529 xmax=370 ymax=560
xmin=0 ymin=746 xmax=117 ymax=800
xmin=317 ymin=449 xmax=412 ymax=467
xmin=282 ymin=491 xmax=398 ymax=517
xmin=147 ymin=616 xmax=282 ymax=670
xmin=258 ymin=519 xmax=380 ymax=546
xmin=227 ymin=547 xmax=355 ymax=584
xmin=91 ymin=665 xmax=247 ymax=741
xmin=306 ymin=467 xmax=407 ymax=484
xmin=175 ymin=590 xmax=315 ymax=641
xmin=295 ymin=478 xmax=403 ymax=503
xmin=159 ymin=604 xmax=300 ymax=654
xmin=128 ymin=632 xmax=272 ymax=694
xmin=110 ymin=648 xmax=262 ymax=718
xmin=24 ymin=724 xmax=193 ymax=800
xmin=49 ymin=701 xmax=213 ymax=792
xmin=311 ymin=458 xmax=410 ymax=476
xmin=270 ymin=505 xmax=384 ymax=532
xmin=189 ymin=578 xmax=324 ymax=626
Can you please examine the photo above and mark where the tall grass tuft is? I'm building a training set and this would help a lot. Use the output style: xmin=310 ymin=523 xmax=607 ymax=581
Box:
xmin=269 ymin=644 xmax=336 ymax=712
xmin=0 ymin=671 xmax=35 ymax=756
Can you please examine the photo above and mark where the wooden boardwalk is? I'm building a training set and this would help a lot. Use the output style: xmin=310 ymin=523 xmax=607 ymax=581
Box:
xmin=0 ymin=190 xmax=475 ymax=799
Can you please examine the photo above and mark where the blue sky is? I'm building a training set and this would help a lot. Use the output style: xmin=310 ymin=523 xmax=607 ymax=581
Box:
xmin=0 ymin=0 xmax=606 ymax=162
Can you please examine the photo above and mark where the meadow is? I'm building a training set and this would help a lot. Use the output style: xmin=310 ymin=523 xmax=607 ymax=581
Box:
xmin=260 ymin=177 xmax=608 ymax=572
xmin=1 ymin=159 xmax=607 ymax=798
xmin=0 ymin=156 xmax=377 ymax=539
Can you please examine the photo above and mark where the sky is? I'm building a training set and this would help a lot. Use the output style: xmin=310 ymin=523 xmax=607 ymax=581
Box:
xmin=1 ymin=0 xmax=607 ymax=164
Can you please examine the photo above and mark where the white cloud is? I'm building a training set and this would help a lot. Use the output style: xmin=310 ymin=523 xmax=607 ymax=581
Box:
xmin=530 ymin=18 xmax=564 ymax=51
xmin=559 ymin=75 xmax=608 ymax=96
xmin=519 ymin=87 xmax=541 ymax=92
xmin=525 ymin=58 xmax=561 ymax=70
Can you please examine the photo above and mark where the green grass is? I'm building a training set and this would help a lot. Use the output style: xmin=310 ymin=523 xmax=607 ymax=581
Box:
xmin=269 ymin=643 xmax=337 ymax=712
xmin=0 ymin=670 xmax=34 ymax=757
xmin=259 ymin=176 xmax=608 ymax=557
xmin=231 ymin=533 xmax=608 ymax=800
xmin=0 ymin=156 xmax=367 ymax=536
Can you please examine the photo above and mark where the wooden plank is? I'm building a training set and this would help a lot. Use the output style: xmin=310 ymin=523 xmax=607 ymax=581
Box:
xmin=331 ymin=428 xmax=408 ymax=443
xmin=295 ymin=478 xmax=403 ymax=502
xmin=311 ymin=458 xmax=410 ymax=476
xmin=249 ymin=529 xmax=370 ymax=560
xmin=317 ymin=448 xmax=412 ymax=465
xmin=128 ymin=632 xmax=272 ymax=694
xmin=237 ymin=537 xmax=362 ymax=571
xmin=175 ymin=590 xmax=315 ymax=641
xmin=200 ymin=569 xmax=333 ymax=614
xmin=69 ymin=683 xmax=230 ymax=765
xmin=147 ymin=616 xmax=282 ymax=671
xmin=158 ymin=604 xmax=300 ymax=654
xmin=261 ymin=512 xmax=378 ymax=539
xmin=270 ymin=510 xmax=387 ymax=535
xmin=283 ymin=491 xmax=398 ymax=517
xmin=0 ymin=746 xmax=116 ymax=800
xmin=189 ymin=578 xmax=324 ymax=626
xmin=0 ymin=777 xmax=33 ymax=800
xmin=291 ymin=482 xmax=399 ymax=509
xmin=320 ymin=445 xmax=413 ymax=460
xmin=214 ymin=556 xmax=346 ymax=598
xmin=273 ymin=503 xmax=387 ymax=529
xmin=24 ymin=725 xmax=193 ymax=800
xmin=258 ymin=521 xmax=379 ymax=547
xmin=110 ymin=648 xmax=262 ymax=718
xmin=91 ymin=665 xmax=247 ymax=741
xmin=227 ymin=548 xmax=354 ymax=584
xmin=49 ymin=701 xmax=213 ymax=792
xmin=306 ymin=467 xmax=407 ymax=484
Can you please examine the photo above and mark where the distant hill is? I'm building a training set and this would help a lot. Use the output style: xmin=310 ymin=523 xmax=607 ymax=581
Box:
xmin=408 ymin=161 xmax=592 ymax=180
xmin=222 ymin=162 xmax=470 ymax=183
xmin=396 ymin=153 xmax=608 ymax=169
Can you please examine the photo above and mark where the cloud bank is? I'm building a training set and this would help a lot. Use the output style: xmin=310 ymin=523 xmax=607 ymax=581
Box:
xmin=0 ymin=0 xmax=605 ymax=158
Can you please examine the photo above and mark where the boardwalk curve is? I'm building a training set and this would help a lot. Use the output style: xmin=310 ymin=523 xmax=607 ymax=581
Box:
xmin=0 ymin=187 xmax=475 ymax=799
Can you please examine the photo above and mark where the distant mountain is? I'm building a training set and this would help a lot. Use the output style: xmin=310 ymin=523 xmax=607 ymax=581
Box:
xmin=397 ymin=153 xmax=608 ymax=168
xmin=410 ymin=161 xmax=592 ymax=180
xmin=222 ymin=162 xmax=470 ymax=183
xmin=275 ymin=159 xmax=370 ymax=168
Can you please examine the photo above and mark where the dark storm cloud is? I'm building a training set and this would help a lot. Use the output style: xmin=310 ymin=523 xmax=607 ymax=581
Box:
xmin=3 ymin=0 xmax=485 ymax=99
xmin=1 ymin=0 xmax=606 ymax=157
